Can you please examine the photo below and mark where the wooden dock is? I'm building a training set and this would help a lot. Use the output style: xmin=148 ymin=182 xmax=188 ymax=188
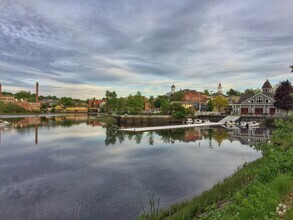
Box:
xmin=118 ymin=122 xmax=224 ymax=132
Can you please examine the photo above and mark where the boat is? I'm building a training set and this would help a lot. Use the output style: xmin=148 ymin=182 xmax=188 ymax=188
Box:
xmin=0 ymin=119 xmax=10 ymax=127
xmin=194 ymin=119 xmax=203 ymax=124
xmin=237 ymin=121 xmax=260 ymax=128
xmin=247 ymin=121 xmax=260 ymax=127
xmin=183 ymin=118 xmax=194 ymax=124
xmin=225 ymin=120 xmax=236 ymax=126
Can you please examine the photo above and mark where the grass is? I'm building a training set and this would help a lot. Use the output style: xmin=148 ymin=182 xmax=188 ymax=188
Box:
xmin=96 ymin=116 xmax=117 ymax=124
xmin=138 ymin=116 xmax=293 ymax=220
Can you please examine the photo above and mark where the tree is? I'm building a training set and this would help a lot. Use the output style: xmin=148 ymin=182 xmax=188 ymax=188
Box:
xmin=104 ymin=90 xmax=118 ymax=113
xmin=213 ymin=95 xmax=229 ymax=112
xmin=154 ymin=96 xmax=171 ymax=114
xmin=203 ymin=89 xmax=210 ymax=96
xmin=60 ymin=97 xmax=74 ymax=107
xmin=172 ymin=103 xmax=187 ymax=119
xmin=172 ymin=91 xmax=184 ymax=101
xmin=226 ymin=88 xmax=241 ymax=96
xmin=207 ymin=99 xmax=215 ymax=112
xmin=242 ymin=88 xmax=261 ymax=96
xmin=274 ymin=80 xmax=293 ymax=115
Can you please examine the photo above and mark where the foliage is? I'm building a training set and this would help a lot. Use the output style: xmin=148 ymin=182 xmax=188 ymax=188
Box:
xmin=104 ymin=90 xmax=118 ymax=113
xmin=172 ymin=91 xmax=184 ymax=101
xmin=204 ymin=89 xmax=210 ymax=96
xmin=242 ymin=88 xmax=261 ymax=96
xmin=154 ymin=96 xmax=171 ymax=114
xmin=207 ymin=99 xmax=214 ymax=111
xmin=0 ymin=101 xmax=27 ymax=113
xmin=14 ymin=90 xmax=36 ymax=102
xmin=138 ymin=116 xmax=293 ymax=220
xmin=59 ymin=97 xmax=74 ymax=107
xmin=274 ymin=80 xmax=293 ymax=115
xmin=172 ymin=103 xmax=187 ymax=119
xmin=226 ymin=88 xmax=241 ymax=96
xmin=213 ymin=95 xmax=229 ymax=112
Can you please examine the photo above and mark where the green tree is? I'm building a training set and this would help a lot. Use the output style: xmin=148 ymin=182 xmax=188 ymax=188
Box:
xmin=203 ymin=89 xmax=210 ymax=96
xmin=274 ymin=80 xmax=293 ymax=115
xmin=243 ymin=88 xmax=261 ymax=96
xmin=226 ymin=88 xmax=241 ymax=96
xmin=213 ymin=95 xmax=229 ymax=112
xmin=207 ymin=99 xmax=215 ymax=111
xmin=155 ymin=96 xmax=171 ymax=114
xmin=104 ymin=90 xmax=118 ymax=113
xmin=172 ymin=91 xmax=184 ymax=101
xmin=60 ymin=97 xmax=74 ymax=107
xmin=15 ymin=91 xmax=35 ymax=101
xmin=172 ymin=103 xmax=187 ymax=119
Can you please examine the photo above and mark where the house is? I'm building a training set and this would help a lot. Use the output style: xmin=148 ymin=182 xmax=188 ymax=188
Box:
xmin=232 ymin=79 xmax=278 ymax=115
xmin=167 ymin=84 xmax=209 ymax=111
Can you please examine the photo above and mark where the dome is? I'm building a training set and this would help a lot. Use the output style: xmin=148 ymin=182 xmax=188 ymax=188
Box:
xmin=171 ymin=84 xmax=175 ymax=88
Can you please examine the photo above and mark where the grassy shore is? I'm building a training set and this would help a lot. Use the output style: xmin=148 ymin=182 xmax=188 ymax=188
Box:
xmin=96 ymin=116 xmax=117 ymax=124
xmin=138 ymin=116 xmax=293 ymax=220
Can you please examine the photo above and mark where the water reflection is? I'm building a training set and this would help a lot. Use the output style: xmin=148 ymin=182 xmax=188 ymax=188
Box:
xmin=105 ymin=126 xmax=272 ymax=147
xmin=0 ymin=115 xmax=273 ymax=147
xmin=0 ymin=115 xmax=272 ymax=219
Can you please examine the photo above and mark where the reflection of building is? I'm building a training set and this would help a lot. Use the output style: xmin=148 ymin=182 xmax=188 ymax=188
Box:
xmin=232 ymin=79 xmax=278 ymax=115
xmin=230 ymin=128 xmax=272 ymax=145
xmin=183 ymin=129 xmax=202 ymax=142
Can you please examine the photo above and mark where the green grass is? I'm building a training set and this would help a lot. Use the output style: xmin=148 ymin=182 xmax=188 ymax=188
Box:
xmin=138 ymin=116 xmax=293 ymax=220
xmin=96 ymin=116 xmax=117 ymax=124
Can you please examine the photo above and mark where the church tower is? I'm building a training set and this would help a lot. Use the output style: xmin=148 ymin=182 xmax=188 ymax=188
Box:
xmin=217 ymin=82 xmax=222 ymax=94
xmin=171 ymin=84 xmax=176 ymax=94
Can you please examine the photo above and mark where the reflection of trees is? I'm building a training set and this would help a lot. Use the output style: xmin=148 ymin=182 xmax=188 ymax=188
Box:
xmin=155 ymin=129 xmax=186 ymax=144
xmin=212 ymin=129 xmax=229 ymax=146
xmin=105 ymin=125 xmax=117 ymax=146
xmin=147 ymin=132 xmax=154 ymax=145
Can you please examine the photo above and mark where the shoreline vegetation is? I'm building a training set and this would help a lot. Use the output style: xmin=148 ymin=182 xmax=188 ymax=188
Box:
xmin=138 ymin=116 xmax=293 ymax=220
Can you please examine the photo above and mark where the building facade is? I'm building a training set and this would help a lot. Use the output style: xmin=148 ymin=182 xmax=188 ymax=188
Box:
xmin=232 ymin=79 xmax=278 ymax=115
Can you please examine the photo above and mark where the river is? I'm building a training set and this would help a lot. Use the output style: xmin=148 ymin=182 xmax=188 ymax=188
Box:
xmin=0 ymin=114 xmax=267 ymax=219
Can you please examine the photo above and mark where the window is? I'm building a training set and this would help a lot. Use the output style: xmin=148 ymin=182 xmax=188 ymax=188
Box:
xmin=256 ymin=96 xmax=263 ymax=103
xmin=251 ymin=100 xmax=254 ymax=103
xmin=266 ymin=99 xmax=269 ymax=103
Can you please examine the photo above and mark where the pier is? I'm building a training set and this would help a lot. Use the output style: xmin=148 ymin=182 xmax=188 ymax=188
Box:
xmin=119 ymin=122 xmax=224 ymax=132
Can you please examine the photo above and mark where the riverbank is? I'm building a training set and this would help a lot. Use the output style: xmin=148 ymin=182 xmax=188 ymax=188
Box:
xmin=138 ymin=116 xmax=293 ymax=219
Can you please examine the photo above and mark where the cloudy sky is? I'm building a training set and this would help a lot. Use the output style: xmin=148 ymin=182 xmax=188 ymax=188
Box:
xmin=0 ymin=0 xmax=292 ymax=99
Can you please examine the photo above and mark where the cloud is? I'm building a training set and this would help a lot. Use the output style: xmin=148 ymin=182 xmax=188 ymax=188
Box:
xmin=0 ymin=0 xmax=292 ymax=98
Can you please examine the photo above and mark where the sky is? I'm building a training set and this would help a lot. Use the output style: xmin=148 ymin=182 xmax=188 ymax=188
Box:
xmin=0 ymin=0 xmax=292 ymax=99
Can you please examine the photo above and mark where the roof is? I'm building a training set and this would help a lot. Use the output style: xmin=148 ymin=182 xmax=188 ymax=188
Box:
xmin=262 ymin=79 xmax=273 ymax=89
xmin=236 ymin=94 xmax=253 ymax=104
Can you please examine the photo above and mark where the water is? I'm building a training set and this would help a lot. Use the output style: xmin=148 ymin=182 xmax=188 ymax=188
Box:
xmin=0 ymin=115 xmax=267 ymax=219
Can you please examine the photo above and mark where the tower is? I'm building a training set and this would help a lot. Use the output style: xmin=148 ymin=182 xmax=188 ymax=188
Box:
xmin=261 ymin=79 xmax=273 ymax=93
xmin=36 ymin=82 xmax=39 ymax=103
xmin=171 ymin=84 xmax=176 ymax=94
xmin=217 ymin=82 xmax=222 ymax=94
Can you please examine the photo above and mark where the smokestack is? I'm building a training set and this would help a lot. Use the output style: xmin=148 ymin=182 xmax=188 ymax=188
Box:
xmin=36 ymin=82 xmax=39 ymax=103
xmin=0 ymin=84 xmax=2 ymax=96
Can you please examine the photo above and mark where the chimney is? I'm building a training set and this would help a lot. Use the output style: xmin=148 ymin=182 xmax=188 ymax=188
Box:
xmin=36 ymin=82 xmax=39 ymax=103
xmin=0 ymin=84 xmax=2 ymax=96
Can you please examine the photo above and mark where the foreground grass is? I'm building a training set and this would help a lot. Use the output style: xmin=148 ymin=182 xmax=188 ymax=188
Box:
xmin=139 ymin=116 xmax=293 ymax=220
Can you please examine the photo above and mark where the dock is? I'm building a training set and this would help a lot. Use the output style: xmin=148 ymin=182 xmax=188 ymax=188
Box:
xmin=118 ymin=115 xmax=243 ymax=132
xmin=118 ymin=122 xmax=224 ymax=132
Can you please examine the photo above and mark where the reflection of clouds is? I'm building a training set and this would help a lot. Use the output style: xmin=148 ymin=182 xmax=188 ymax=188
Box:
xmin=0 ymin=123 xmax=262 ymax=219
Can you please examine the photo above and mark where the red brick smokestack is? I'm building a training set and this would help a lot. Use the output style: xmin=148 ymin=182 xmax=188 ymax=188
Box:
xmin=36 ymin=82 xmax=39 ymax=103
xmin=0 ymin=84 xmax=2 ymax=96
